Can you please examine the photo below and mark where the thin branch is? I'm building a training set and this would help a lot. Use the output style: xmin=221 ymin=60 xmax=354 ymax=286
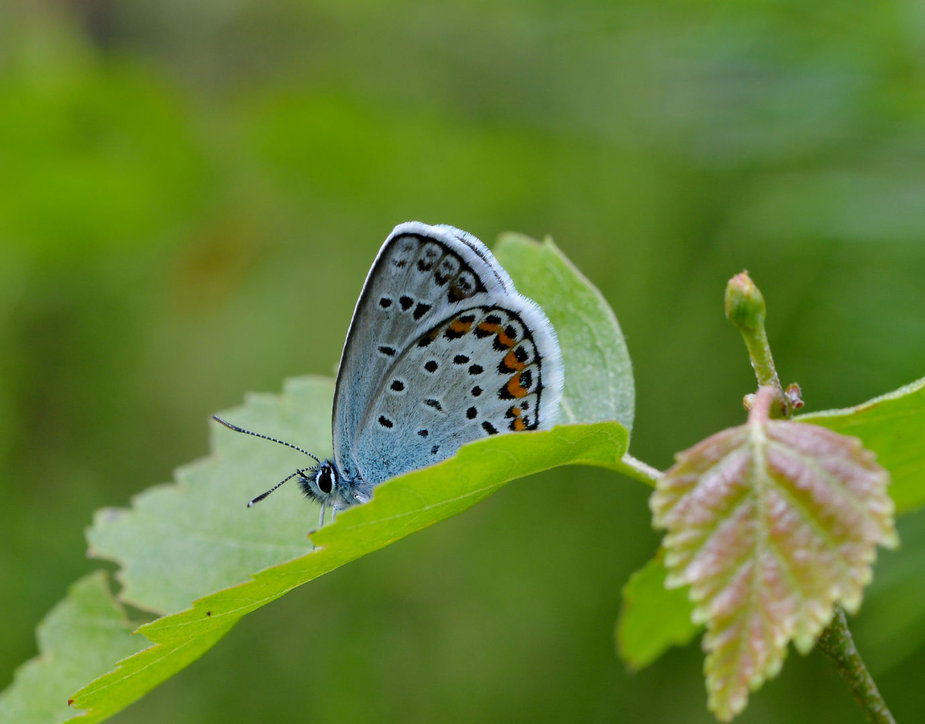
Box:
xmin=725 ymin=271 xmax=789 ymax=417
xmin=816 ymin=607 xmax=896 ymax=724
xmin=619 ymin=453 xmax=662 ymax=486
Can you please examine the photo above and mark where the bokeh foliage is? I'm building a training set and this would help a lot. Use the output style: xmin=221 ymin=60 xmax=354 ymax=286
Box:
xmin=1 ymin=1 xmax=924 ymax=721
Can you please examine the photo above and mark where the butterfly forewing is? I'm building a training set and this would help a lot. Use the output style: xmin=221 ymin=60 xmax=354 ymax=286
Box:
xmin=332 ymin=222 xmax=529 ymax=480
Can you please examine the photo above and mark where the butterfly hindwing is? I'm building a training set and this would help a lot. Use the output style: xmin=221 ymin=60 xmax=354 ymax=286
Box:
xmin=353 ymin=301 xmax=562 ymax=484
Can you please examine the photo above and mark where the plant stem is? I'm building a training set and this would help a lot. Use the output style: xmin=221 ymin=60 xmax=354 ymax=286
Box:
xmin=746 ymin=385 xmax=782 ymax=425
xmin=619 ymin=453 xmax=662 ymax=487
xmin=724 ymin=272 xmax=788 ymax=415
xmin=739 ymin=319 xmax=781 ymax=391
xmin=816 ymin=607 xmax=896 ymax=724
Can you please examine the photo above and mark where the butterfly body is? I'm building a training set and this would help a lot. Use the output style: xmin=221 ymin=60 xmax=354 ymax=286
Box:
xmin=221 ymin=222 xmax=563 ymax=521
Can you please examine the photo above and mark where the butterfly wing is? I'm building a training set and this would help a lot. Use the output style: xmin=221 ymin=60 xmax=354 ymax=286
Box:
xmin=332 ymin=222 xmax=563 ymax=485
xmin=352 ymin=300 xmax=563 ymax=485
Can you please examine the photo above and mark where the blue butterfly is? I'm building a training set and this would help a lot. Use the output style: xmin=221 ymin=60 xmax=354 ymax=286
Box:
xmin=215 ymin=222 xmax=563 ymax=526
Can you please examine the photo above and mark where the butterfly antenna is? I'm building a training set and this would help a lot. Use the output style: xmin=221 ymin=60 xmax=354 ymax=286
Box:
xmin=212 ymin=415 xmax=322 ymax=464
xmin=247 ymin=469 xmax=314 ymax=507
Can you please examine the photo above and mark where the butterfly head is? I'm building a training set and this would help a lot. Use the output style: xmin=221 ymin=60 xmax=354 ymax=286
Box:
xmin=297 ymin=461 xmax=373 ymax=509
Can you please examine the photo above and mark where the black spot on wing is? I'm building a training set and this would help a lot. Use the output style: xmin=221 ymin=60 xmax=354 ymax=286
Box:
xmin=449 ymin=271 xmax=478 ymax=301
xmin=435 ymin=255 xmax=460 ymax=285
xmin=417 ymin=242 xmax=442 ymax=272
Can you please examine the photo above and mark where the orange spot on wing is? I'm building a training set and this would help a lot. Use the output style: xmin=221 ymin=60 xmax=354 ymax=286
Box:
xmin=496 ymin=330 xmax=516 ymax=348
xmin=477 ymin=321 xmax=501 ymax=335
xmin=503 ymin=349 xmax=526 ymax=371
xmin=449 ymin=318 xmax=473 ymax=334
xmin=506 ymin=374 xmax=529 ymax=398
xmin=507 ymin=405 xmax=529 ymax=431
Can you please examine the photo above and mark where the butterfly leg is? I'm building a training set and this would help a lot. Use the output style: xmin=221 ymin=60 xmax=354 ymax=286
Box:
xmin=318 ymin=503 xmax=327 ymax=529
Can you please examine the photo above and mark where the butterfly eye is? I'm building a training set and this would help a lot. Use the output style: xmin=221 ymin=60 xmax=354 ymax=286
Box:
xmin=317 ymin=467 xmax=333 ymax=494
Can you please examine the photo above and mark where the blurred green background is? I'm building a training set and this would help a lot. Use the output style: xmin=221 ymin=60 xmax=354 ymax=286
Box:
xmin=2 ymin=1 xmax=924 ymax=721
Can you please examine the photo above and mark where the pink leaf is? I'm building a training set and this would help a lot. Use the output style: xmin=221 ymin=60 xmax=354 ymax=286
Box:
xmin=651 ymin=388 xmax=898 ymax=721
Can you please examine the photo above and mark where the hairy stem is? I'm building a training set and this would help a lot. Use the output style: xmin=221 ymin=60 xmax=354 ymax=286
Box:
xmin=619 ymin=453 xmax=662 ymax=487
xmin=724 ymin=272 xmax=789 ymax=416
xmin=816 ymin=607 xmax=896 ymax=724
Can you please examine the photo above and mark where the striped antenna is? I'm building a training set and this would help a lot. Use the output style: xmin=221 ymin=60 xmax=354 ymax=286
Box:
xmin=246 ymin=469 xmax=314 ymax=507
xmin=212 ymin=415 xmax=322 ymax=506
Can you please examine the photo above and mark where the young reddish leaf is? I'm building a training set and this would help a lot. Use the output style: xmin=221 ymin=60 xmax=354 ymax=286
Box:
xmin=651 ymin=388 xmax=898 ymax=721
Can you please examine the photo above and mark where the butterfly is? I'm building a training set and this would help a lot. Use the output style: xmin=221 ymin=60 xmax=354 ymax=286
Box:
xmin=214 ymin=222 xmax=564 ymax=526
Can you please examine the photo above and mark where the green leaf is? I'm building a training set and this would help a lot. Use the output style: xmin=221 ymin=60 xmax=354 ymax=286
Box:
xmin=616 ymin=554 xmax=698 ymax=670
xmin=0 ymin=233 xmax=634 ymax=722
xmin=70 ymin=408 xmax=626 ymax=720
xmin=0 ymin=573 xmax=147 ymax=724
xmin=651 ymin=393 xmax=897 ymax=721
xmin=798 ymin=375 xmax=925 ymax=514
xmin=87 ymin=378 xmax=338 ymax=615
xmin=495 ymin=234 xmax=635 ymax=432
